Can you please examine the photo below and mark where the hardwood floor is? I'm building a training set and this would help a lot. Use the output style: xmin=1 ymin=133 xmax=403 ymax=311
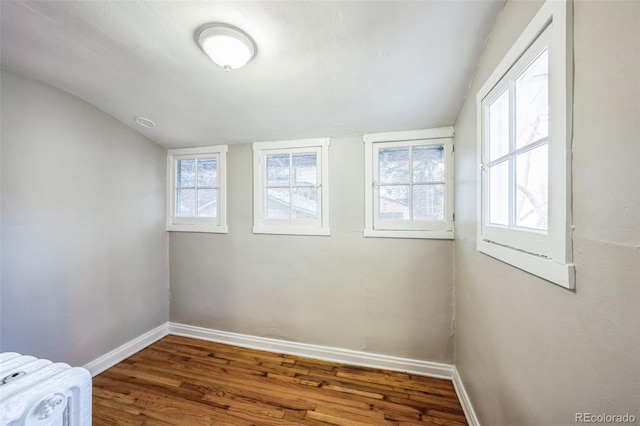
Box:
xmin=92 ymin=335 xmax=467 ymax=425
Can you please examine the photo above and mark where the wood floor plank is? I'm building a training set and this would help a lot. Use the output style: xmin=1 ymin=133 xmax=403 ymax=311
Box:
xmin=305 ymin=410 xmax=373 ymax=426
xmin=312 ymin=404 xmax=389 ymax=423
xmin=321 ymin=383 xmax=385 ymax=400
xmin=424 ymin=409 xmax=468 ymax=424
xmin=93 ymin=336 xmax=467 ymax=425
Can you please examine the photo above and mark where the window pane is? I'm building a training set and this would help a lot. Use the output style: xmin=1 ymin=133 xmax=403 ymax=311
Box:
xmin=292 ymin=187 xmax=318 ymax=219
xmin=413 ymin=184 xmax=444 ymax=221
xmin=516 ymin=144 xmax=548 ymax=230
xmin=488 ymin=161 xmax=509 ymax=226
xmin=379 ymin=148 xmax=409 ymax=183
xmin=413 ymin=146 xmax=444 ymax=183
xmin=176 ymin=160 xmax=195 ymax=187
xmin=197 ymin=159 xmax=217 ymax=187
xmin=379 ymin=185 xmax=409 ymax=220
xmin=266 ymin=188 xmax=290 ymax=219
xmin=266 ymin=154 xmax=290 ymax=187
xmin=489 ymin=89 xmax=510 ymax=161
xmin=197 ymin=189 xmax=217 ymax=217
xmin=292 ymin=153 xmax=317 ymax=186
xmin=176 ymin=189 xmax=195 ymax=217
xmin=516 ymin=49 xmax=549 ymax=149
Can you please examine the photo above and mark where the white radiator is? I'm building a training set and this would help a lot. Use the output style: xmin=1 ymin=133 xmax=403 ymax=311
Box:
xmin=0 ymin=352 xmax=92 ymax=426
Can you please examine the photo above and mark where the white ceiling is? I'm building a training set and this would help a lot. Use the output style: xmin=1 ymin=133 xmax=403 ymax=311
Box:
xmin=0 ymin=1 xmax=503 ymax=148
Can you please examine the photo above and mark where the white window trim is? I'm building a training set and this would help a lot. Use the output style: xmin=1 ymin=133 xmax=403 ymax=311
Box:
xmin=167 ymin=145 xmax=228 ymax=233
xmin=476 ymin=0 xmax=574 ymax=289
xmin=364 ymin=127 xmax=454 ymax=240
xmin=253 ymin=138 xmax=330 ymax=236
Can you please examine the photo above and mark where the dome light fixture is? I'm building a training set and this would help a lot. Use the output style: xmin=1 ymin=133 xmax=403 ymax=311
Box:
xmin=196 ymin=23 xmax=256 ymax=72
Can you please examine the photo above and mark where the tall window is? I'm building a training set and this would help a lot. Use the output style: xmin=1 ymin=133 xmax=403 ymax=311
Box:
xmin=483 ymin=42 xmax=550 ymax=248
xmin=477 ymin=0 xmax=573 ymax=288
xmin=364 ymin=128 xmax=454 ymax=239
xmin=167 ymin=146 xmax=227 ymax=233
xmin=253 ymin=138 xmax=330 ymax=236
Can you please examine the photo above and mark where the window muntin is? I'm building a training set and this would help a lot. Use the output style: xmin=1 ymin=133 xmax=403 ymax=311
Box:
xmin=375 ymin=141 xmax=448 ymax=228
xmin=476 ymin=0 xmax=574 ymax=289
xmin=167 ymin=145 xmax=227 ymax=233
xmin=265 ymin=150 xmax=319 ymax=220
xmin=175 ymin=157 xmax=218 ymax=218
xmin=377 ymin=145 xmax=445 ymax=222
xmin=484 ymin=46 xmax=549 ymax=235
xmin=253 ymin=138 xmax=330 ymax=236
xmin=364 ymin=128 xmax=454 ymax=239
xmin=481 ymin=28 xmax=551 ymax=255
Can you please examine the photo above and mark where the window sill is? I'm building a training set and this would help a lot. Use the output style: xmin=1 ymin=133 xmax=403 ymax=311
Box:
xmin=477 ymin=239 xmax=575 ymax=289
xmin=253 ymin=227 xmax=330 ymax=236
xmin=167 ymin=224 xmax=228 ymax=234
xmin=364 ymin=229 xmax=454 ymax=240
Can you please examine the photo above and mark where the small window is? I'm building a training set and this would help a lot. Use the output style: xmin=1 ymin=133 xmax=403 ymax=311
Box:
xmin=253 ymin=138 xmax=330 ymax=236
xmin=167 ymin=145 xmax=227 ymax=233
xmin=477 ymin=0 xmax=574 ymax=288
xmin=364 ymin=128 xmax=454 ymax=239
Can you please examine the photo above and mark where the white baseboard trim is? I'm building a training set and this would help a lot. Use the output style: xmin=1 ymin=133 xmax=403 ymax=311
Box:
xmin=84 ymin=322 xmax=169 ymax=377
xmin=168 ymin=322 xmax=453 ymax=380
xmin=452 ymin=366 xmax=480 ymax=426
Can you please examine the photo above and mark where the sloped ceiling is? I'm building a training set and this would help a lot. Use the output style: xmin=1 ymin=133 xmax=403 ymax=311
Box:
xmin=0 ymin=1 xmax=503 ymax=148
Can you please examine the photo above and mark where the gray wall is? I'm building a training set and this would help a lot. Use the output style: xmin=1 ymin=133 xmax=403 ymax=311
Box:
xmin=0 ymin=70 xmax=169 ymax=366
xmin=453 ymin=1 xmax=639 ymax=425
xmin=170 ymin=137 xmax=455 ymax=363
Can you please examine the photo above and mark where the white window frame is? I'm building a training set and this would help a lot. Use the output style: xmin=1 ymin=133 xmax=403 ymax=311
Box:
xmin=253 ymin=138 xmax=330 ymax=236
xmin=364 ymin=128 xmax=454 ymax=240
xmin=476 ymin=0 xmax=574 ymax=289
xmin=167 ymin=145 xmax=228 ymax=233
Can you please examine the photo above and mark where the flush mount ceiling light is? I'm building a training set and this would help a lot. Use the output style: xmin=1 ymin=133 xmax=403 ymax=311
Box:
xmin=196 ymin=23 xmax=256 ymax=72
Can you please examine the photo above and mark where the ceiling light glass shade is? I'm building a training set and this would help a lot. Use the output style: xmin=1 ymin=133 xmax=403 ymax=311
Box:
xmin=197 ymin=24 xmax=256 ymax=71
